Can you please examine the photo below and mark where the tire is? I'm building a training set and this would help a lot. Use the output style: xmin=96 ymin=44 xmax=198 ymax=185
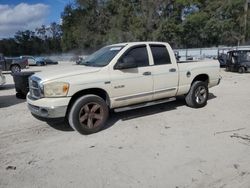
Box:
xmin=185 ymin=81 xmax=208 ymax=108
xmin=11 ymin=65 xmax=21 ymax=73
xmin=238 ymin=67 xmax=245 ymax=74
xmin=68 ymin=94 xmax=109 ymax=134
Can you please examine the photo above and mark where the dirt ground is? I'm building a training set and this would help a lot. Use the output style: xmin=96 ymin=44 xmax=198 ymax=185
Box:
xmin=0 ymin=62 xmax=250 ymax=188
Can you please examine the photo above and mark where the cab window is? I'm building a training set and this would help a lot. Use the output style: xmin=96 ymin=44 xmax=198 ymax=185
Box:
xmin=150 ymin=44 xmax=171 ymax=65
xmin=122 ymin=45 xmax=149 ymax=67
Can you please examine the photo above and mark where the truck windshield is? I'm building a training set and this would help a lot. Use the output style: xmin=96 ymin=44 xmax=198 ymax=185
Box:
xmin=79 ymin=46 xmax=124 ymax=67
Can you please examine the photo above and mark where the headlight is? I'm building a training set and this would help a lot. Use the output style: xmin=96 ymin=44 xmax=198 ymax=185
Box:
xmin=43 ymin=82 xmax=69 ymax=97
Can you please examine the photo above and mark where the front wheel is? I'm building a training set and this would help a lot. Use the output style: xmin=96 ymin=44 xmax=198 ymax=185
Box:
xmin=68 ymin=95 xmax=109 ymax=134
xmin=185 ymin=81 xmax=208 ymax=108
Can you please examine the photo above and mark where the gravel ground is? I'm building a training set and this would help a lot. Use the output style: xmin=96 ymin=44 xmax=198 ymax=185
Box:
xmin=0 ymin=62 xmax=250 ymax=188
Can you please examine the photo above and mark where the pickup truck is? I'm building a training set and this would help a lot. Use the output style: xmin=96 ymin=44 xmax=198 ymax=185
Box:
xmin=0 ymin=54 xmax=28 ymax=73
xmin=27 ymin=42 xmax=221 ymax=134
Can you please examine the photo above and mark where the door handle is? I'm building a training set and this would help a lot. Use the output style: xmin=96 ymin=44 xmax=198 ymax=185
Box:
xmin=169 ymin=68 xmax=176 ymax=72
xmin=143 ymin=71 xmax=151 ymax=76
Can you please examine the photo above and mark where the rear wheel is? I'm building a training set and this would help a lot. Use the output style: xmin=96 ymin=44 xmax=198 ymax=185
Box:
xmin=238 ymin=67 xmax=245 ymax=74
xmin=10 ymin=65 xmax=21 ymax=73
xmin=185 ymin=81 xmax=208 ymax=108
xmin=68 ymin=95 xmax=109 ymax=134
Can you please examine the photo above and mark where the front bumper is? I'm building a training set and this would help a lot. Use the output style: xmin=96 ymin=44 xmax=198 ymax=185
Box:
xmin=27 ymin=94 xmax=71 ymax=118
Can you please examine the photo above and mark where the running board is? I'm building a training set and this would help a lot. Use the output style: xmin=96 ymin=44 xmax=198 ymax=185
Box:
xmin=114 ymin=97 xmax=176 ymax=113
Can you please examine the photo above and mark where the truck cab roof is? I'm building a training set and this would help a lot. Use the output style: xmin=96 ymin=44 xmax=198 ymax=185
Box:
xmin=109 ymin=41 xmax=170 ymax=47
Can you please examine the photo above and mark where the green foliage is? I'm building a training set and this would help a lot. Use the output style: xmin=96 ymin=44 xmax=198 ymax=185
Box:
xmin=1 ymin=0 xmax=249 ymax=55
xmin=60 ymin=0 xmax=250 ymax=50
xmin=0 ymin=23 xmax=62 ymax=56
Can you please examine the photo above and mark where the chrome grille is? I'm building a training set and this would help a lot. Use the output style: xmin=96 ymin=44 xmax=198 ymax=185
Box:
xmin=29 ymin=76 xmax=42 ymax=99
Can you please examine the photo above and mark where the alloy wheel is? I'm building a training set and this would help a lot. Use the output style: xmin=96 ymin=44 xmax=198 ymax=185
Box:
xmin=78 ymin=102 xmax=104 ymax=129
xmin=195 ymin=86 xmax=207 ymax=104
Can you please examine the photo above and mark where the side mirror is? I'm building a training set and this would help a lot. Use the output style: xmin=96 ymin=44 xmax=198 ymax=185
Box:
xmin=114 ymin=56 xmax=137 ymax=70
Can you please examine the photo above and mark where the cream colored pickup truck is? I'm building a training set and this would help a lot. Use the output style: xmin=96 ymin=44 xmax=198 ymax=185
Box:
xmin=27 ymin=42 xmax=221 ymax=134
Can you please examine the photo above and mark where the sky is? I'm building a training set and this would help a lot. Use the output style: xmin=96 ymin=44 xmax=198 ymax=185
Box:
xmin=0 ymin=0 xmax=72 ymax=38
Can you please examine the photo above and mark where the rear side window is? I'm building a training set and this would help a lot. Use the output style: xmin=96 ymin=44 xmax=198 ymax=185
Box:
xmin=123 ymin=46 xmax=149 ymax=67
xmin=150 ymin=45 xmax=171 ymax=65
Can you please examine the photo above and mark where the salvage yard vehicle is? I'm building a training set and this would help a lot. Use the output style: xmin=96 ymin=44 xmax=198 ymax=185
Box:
xmin=27 ymin=42 xmax=221 ymax=134
xmin=20 ymin=56 xmax=45 ymax=66
xmin=0 ymin=66 xmax=6 ymax=86
xmin=225 ymin=50 xmax=250 ymax=73
xmin=44 ymin=58 xmax=58 ymax=65
xmin=0 ymin=54 xmax=28 ymax=73
xmin=20 ymin=56 xmax=37 ymax=66
xmin=21 ymin=56 xmax=58 ymax=66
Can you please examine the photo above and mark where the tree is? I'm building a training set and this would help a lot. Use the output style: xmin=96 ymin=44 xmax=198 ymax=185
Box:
xmin=0 ymin=22 xmax=62 ymax=56
xmin=2 ymin=0 xmax=249 ymax=56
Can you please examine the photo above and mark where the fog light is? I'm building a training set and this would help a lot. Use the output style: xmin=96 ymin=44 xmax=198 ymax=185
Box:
xmin=40 ymin=108 xmax=49 ymax=116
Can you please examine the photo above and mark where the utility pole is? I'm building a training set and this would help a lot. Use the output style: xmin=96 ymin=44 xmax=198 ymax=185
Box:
xmin=242 ymin=0 xmax=249 ymax=44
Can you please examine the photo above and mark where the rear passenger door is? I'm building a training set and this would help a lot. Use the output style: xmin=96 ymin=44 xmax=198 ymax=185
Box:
xmin=149 ymin=44 xmax=178 ymax=100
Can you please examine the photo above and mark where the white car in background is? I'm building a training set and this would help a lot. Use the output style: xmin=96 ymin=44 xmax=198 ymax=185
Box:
xmin=0 ymin=66 xmax=6 ymax=86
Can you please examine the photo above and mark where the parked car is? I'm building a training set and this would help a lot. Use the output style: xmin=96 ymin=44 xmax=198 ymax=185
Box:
xmin=0 ymin=54 xmax=28 ymax=73
xmin=44 ymin=58 xmax=58 ymax=65
xmin=21 ymin=56 xmax=58 ymax=66
xmin=27 ymin=42 xmax=221 ymax=135
xmin=20 ymin=56 xmax=46 ymax=66
xmin=0 ymin=65 xmax=6 ymax=86
xmin=225 ymin=50 xmax=250 ymax=73
xmin=20 ymin=56 xmax=38 ymax=66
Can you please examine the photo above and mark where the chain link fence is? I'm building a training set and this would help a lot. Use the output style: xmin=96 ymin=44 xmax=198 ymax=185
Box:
xmin=175 ymin=46 xmax=250 ymax=61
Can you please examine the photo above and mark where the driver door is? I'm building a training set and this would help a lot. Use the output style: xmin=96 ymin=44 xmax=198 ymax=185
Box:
xmin=110 ymin=45 xmax=154 ymax=108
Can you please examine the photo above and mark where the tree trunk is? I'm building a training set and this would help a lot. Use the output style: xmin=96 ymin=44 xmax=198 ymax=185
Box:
xmin=242 ymin=0 xmax=249 ymax=44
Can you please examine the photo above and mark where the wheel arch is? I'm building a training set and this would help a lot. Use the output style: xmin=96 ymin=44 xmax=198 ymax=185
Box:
xmin=66 ymin=88 xmax=111 ymax=116
xmin=191 ymin=74 xmax=209 ymax=85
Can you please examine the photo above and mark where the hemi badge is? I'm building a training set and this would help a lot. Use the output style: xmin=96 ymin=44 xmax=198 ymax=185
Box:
xmin=105 ymin=81 xmax=111 ymax=84
xmin=114 ymin=85 xmax=125 ymax=89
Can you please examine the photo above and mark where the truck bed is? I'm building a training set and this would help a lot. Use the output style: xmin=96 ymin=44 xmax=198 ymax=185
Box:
xmin=177 ymin=60 xmax=220 ymax=95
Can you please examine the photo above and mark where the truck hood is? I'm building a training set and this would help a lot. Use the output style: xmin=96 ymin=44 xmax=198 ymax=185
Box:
xmin=34 ymin=66 xmax=102 ymax=82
